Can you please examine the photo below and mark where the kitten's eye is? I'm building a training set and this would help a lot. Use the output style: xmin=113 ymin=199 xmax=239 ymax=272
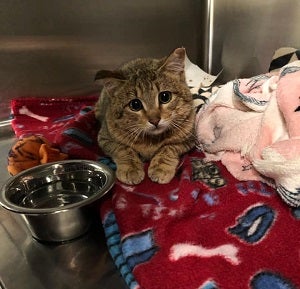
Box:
xmin=158 ymin=91 xmax=172 ymax=104
xmin=129 ymin=98 xmax=143 ymax=111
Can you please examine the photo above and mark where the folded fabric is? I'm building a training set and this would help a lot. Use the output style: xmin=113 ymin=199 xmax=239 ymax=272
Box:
xmin=101 ymin=150 xmax=300 ymax=289
xmin=10 ymin=95 xmax=99 ymax=139
xmin=9 ymin=95 xmax=100 ymax=175
xmin=195 ymin=75 xmax=274 ymax=182
xmin=196 ymin=61 xmax=300 ymax=207
xmin=8 ymin=94 xmax=300 ymax=289
xmin=7 ymin=135 xmax=68 ymax=175
xmin=54 ymin=107 xmax=104 ymax=160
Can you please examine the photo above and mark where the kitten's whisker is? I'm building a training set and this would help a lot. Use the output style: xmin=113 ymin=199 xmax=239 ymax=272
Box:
xmin=112 ymin=131 xmax=141 ymax=158
xmin=170 ymin=120 xmax=191 ymax=135
xmin=111 ymin=125 xmax=143 ymax=153
xmin=125 ymin=125 xmax=144 ymax=145
xmin=170 ymin=120 xmax=197 ymax=141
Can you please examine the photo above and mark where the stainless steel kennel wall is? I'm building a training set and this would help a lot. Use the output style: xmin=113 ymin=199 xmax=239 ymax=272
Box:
xmin=0 ymin=0 xmax=202 ymax=127
xmin=200 ymin=0 xmax=300 ymax=81
xmin=1 ymin=0 xmax=300 ymax=127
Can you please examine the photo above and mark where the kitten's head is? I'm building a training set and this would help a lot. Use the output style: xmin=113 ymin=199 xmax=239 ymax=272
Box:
xmin=95 ymin=48 xmax=194 ymax=141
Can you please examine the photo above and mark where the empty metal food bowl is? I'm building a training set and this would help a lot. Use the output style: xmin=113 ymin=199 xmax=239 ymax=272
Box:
xmin=0 ymin=160 xmax=115 ymax=242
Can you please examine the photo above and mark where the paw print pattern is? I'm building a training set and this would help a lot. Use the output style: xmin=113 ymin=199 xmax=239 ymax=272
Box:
xmin=191 ymin=158 xmax=226 ymax=188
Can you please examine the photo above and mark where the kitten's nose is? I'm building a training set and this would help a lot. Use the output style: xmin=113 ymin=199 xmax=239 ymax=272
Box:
xmin=149 ymin=117 xmax=161 ymax=127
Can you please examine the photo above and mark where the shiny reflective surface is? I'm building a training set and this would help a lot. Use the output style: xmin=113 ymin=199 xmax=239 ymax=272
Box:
xmin=0 ymin=137 xmax=126 ymax=288
xmin=0 ymin=160 xmax=115 ymax=242
xmin=200 ymin=0 xmax=300 ymax=82
xmin=1 ymin=160 xmax=113 ymax=213
xmin=0 ymin=0 xmax=201 ymax=124
xmin=0 ymin=207 xmax=127 ymax=289
xmin=20 ymin=206 xmax=92 ymax=242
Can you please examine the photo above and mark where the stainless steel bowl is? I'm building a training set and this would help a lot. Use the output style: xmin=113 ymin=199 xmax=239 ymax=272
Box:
xmin=0 ymin=160 xmax=115 ymax=242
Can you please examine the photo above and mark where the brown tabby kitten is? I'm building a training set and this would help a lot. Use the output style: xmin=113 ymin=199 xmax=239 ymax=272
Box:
xmin=94 ymin=48 xmax=195 ymax=185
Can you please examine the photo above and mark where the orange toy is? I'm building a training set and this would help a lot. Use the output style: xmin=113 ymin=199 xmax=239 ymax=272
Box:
xmin=7 ymin=135 xmax=68 ymax=175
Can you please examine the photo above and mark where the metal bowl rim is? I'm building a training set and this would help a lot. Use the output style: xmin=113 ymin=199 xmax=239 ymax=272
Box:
xmin=0 ymin=160 xmax=115 ymax=215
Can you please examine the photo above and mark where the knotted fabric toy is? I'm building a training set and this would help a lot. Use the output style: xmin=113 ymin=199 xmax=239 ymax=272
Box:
xmin=7 ymin=135 xmax=68 ymax=176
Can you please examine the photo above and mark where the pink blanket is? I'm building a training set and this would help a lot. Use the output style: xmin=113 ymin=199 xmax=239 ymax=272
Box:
xmin=196 ymin=61 xmax=300 ymax=207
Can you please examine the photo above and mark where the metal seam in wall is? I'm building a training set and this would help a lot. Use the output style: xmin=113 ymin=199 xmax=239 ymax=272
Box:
xmin=207 ymin=0 xmax=214 ymax=74
xmin=201 ymin=0 xmax=214 ymax=74
xmin=0 ymin=120 xmax=11 ymax=128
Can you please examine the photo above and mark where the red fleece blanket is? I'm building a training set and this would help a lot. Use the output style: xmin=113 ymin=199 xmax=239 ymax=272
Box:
xmin=9 ymin=94 xmax=300 ymax=289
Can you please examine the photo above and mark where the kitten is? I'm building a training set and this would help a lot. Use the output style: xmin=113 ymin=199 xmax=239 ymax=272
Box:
xmin=94 ymin=48 xmax=195 ymax=185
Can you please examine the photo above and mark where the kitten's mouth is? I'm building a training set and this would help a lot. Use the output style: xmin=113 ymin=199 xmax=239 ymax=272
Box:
xmin=148 ymin=127 xmax=167 ymax=135
xmin=146 ymin=122 xmax=170 ymax=135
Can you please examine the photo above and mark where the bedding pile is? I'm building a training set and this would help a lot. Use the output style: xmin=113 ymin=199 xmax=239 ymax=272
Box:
xmin=196 ymin=61 xmax=300 ymax=207
xmin=7 ymin=49 xmax=300 ymax=289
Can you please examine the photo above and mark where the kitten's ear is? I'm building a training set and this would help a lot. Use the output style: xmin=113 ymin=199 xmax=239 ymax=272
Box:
xmin=95 ymin=70 xmax=126 ymax=95
xmin=159 ymin=47 xmax=186 ymax=75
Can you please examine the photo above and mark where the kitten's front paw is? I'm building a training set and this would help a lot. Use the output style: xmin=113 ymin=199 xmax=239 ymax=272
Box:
xmin=116 ymin=165 xmax=145 ymax=185
xmin=148 ymin=163 xmax=176 ymax=184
